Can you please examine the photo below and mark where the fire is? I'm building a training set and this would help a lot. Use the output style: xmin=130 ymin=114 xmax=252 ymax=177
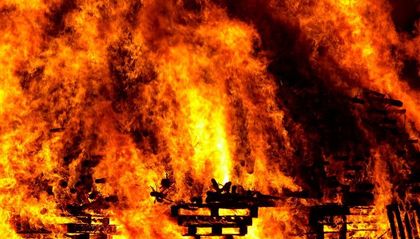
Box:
xmin=0 ymin=0 xmax=419 ymax=238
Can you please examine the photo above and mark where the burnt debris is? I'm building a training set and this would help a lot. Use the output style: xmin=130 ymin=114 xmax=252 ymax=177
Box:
xmin=64 ymin=215 xmax=117 ymax=239
xmin=15 ymin=174 xmax=118 ymax=239
xmin=307 ymin=205 xmax=377 ymax=239
xmin=298 ymin=88 xmax=419 ymax=239
xmin=150 ymin=173 xmax=174 ymax=203
xmin=304 ymin=88 xmax=420 ymax=239
xmin=63 ymin=175 xmax=118 ymax=239
xmin=387 ymin=203 xmax=420 ymax=239
xmin=152 ymin=178 xmax=280 ymax=238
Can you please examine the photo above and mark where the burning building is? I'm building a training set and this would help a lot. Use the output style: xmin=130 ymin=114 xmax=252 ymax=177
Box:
xmin=0 ymin=0 xmax=419 ymax=238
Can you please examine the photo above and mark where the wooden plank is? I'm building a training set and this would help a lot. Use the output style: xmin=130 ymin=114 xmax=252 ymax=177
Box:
xmin=177 ymin=216 xmax=252 ymax=227
xmin=395 ymin=206 xmax=407 ymax=239
xmin=387 ymin=204 xmax=399 ymax=239
xmin=405 ymin=212 xmax=414 ymax=239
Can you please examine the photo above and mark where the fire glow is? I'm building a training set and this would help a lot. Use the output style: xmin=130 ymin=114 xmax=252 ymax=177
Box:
xmin=0 ymin=0 xmax=419 ymax=238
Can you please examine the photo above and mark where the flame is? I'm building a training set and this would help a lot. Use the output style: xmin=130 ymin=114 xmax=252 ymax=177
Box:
xmin=1 ymin=0 xmax=419 ymax=238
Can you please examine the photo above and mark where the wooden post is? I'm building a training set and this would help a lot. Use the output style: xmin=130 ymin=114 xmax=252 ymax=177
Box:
xmin=250 ymin=206 xmax=258 ymax=217
xmin=387 ymin=205 xmax=398 ymax=239
xmin=394 ymin=205 xmax=407 ymax=239
xmin=188 ymin=226 xmax=197 ymax=235
xmin=211 ymin=207 xmax=219 ymax=217
xmin=212 ymin=225 xmax=222 ymax=235
xmin=240 ymin=225 xmax=248 ymax=235
xmin=339 ymin=215 xmax=347 ymax=239
xmin=404 ymin=213 xmax=413 ymax=239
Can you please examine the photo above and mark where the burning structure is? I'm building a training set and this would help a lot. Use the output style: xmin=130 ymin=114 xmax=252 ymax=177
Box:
xmin=0 ymin=0 xmax=419 ymax=238
xmin=169 ymin=179 xmax=280 ymax=238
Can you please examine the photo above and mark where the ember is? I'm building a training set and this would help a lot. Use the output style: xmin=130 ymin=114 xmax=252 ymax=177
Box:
xmin=0 ymin=0 xmax=419 ymax=239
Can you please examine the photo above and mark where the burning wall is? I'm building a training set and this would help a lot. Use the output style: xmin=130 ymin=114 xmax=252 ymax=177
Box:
xmin=0 ymin=0 xmax=419 ymax=238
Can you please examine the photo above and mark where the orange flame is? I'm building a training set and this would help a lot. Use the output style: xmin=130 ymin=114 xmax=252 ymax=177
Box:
xmin=1 ymin=0 xmax=419 ymax=238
